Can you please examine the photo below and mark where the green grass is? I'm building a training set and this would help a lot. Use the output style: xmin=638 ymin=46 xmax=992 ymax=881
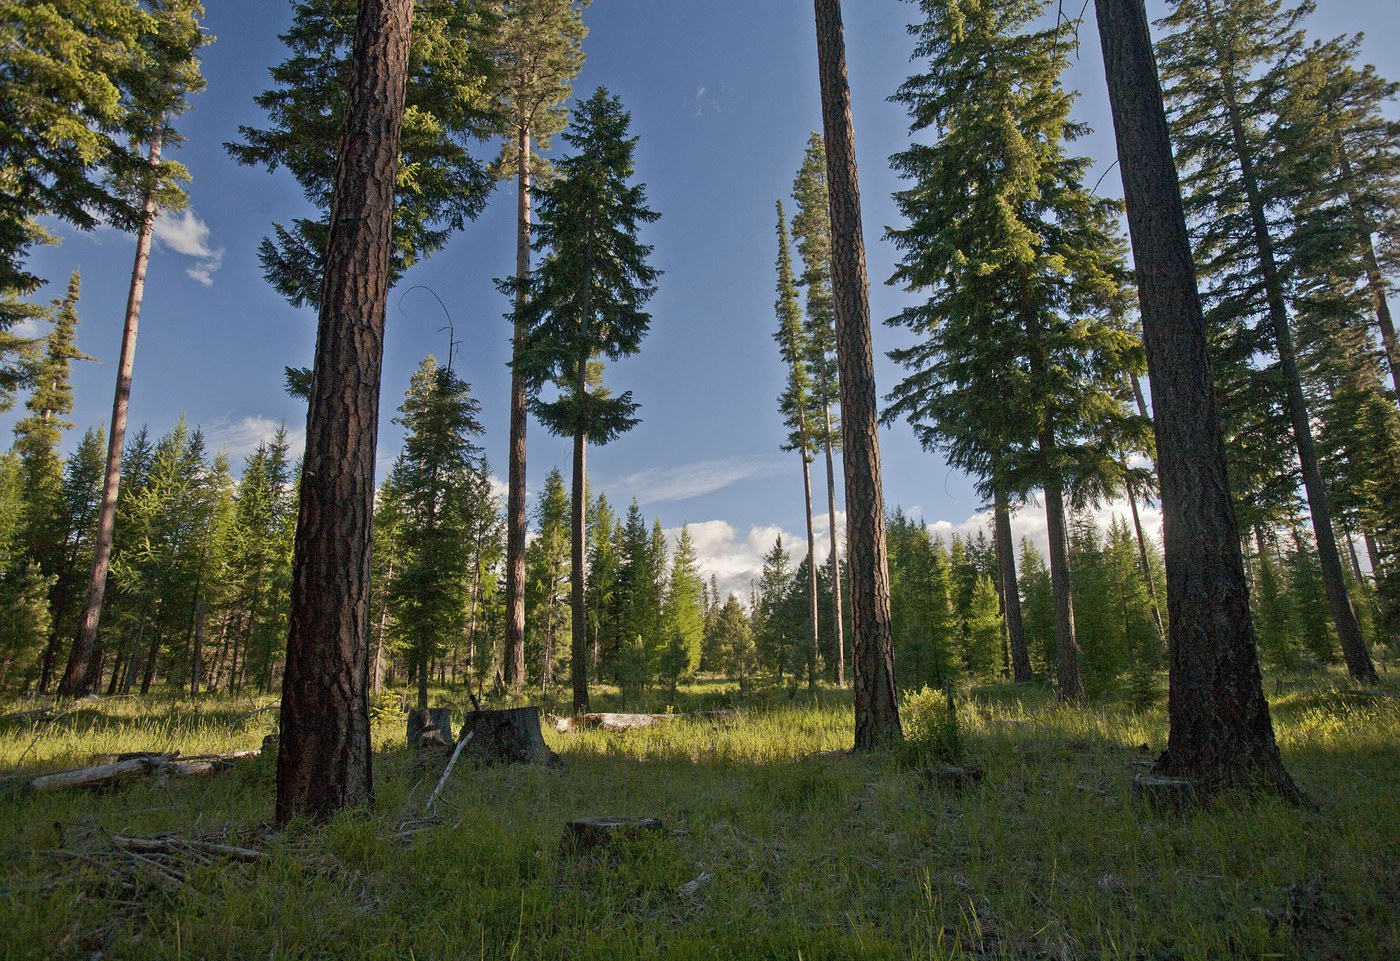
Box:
xmin=1 ymin=672 xmax=1396 ymax=960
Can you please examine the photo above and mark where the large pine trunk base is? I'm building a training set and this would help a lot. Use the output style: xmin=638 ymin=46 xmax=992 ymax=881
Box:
xmin=458 ymin=707 xmax=555 ymax=765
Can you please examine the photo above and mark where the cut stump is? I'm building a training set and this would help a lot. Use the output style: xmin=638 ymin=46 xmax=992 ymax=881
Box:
xmin=562 ymin=816 xmax=665 ymax=852
xmin=407 ymin=708 xmax=453 ymax=749
xmin=1132 ymin=773 xmax=1201 ymax=809
xmin=458 ymin=707 xmax=554 ymax=765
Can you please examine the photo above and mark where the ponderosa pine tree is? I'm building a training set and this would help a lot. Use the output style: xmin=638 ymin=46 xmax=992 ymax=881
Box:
xmin=276 ymin=0 xmax=414 ymax=823
xmin=59 ymin=0 xmax=208 ymax=698
xmin=773 ymin=200 xmax=821 ymax=692
xmin=516 ymin=87 xmax=659 ymax=713
xmin=885 ymin=0 xmax=1148 ymax=702
xmin=489 ymin=0 xmax=589 ymax=693
xmin=886 ymin=510 xmax=957 ymax=690
xmin=791 ymin=134 xmax=846 ymax=687
xmin=381 ymin=357 xmax=485 ymax=709
xmin=1156 ymin=0 xmax=1377 ymax=684
xmin=1093 ymin=0 xmax=1299 ymax=798
xmin=812 ymin=0 xmax=900 ymax=747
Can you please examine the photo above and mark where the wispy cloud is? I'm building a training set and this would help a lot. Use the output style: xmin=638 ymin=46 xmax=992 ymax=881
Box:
xmin=612 ymin=455 xmax=785 ymax=505
xmin=691 ymin=85 xmax=720 ymax=117
xmin=153 ymin=209 xmax=224 ymax=287
xmin=205 ymin=415 xmax=304 ymax=466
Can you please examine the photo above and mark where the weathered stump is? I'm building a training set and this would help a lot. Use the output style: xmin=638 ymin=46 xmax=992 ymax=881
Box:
xmin=1132 ymin=773 xmax=1201 ymax=809
xmin=561 ymin=816 xmax=665 ymax=853
xmin=458 ymin=707 xmax=554 ymax=765
xmin=924 ymin=763 xmax=985 ymax=791
xmin=407 ymin=708 xmax=453 ymax=749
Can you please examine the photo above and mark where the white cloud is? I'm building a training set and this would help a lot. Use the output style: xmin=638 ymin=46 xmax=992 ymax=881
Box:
xmin=612 ymin=455 xmax=786 ymax=505
xmin=153 ymin=209 xmax=224 ymax=286
xmin=924 ymin=497 xmax=1163 ymax=568
xmin=653 ymin=499 xmax=1161 ymax=606
xmin=660 ymin=512 xmax=850 ymax=606
xmin=488 ymin=473 xmax=509 ymax=503
xmin=205 ymin=415 xmax=304 ymax=466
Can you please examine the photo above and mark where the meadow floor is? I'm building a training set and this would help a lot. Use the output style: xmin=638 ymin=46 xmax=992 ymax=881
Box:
xmin=0 ymin=674 xmax=1396 ymax=960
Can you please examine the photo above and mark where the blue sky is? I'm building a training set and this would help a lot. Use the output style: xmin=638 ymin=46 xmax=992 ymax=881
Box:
xmin=9 ymin=0 xmax=1400 ymax=598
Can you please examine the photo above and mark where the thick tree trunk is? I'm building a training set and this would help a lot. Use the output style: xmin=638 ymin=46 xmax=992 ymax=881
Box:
xmin=1205 ymin=24 xmax=1377 ymax=685
xmin=570 ymin=423 xmax=589 ymax=714
xmin=813 ymin=0 xmax=900 ymax=749
xmin=1094 ymin=0 xmax=1298 ymax=799
xmin=801 ymin=450 xmax=820 ymax=692
xmin=821 ymin=403 xmax=845 ymax=686
xmin=59 ymin=128 xmax=163 ymax=698
xmin=275 ymin=0 xmax=412 ymax=824
xmin=1042 ymin=472 xmax=1085 ymax=701
xmin=504 ymin=123 xmax=532 ymax=693
xmin=993 ymin=490 xmax=1033 ymax=683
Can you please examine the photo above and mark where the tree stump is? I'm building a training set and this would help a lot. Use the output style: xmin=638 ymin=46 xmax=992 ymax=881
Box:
xmin=407 ymin=708 xmax=453 ymax=749
xmin=561 ymin=816 xmax=665 ymax=853
xmin=458 ymin=707 xmax=554 ymax=765
xmin=1132 ymin=773 xmax=1202 ymax=809
xmin=924 ymin=763 xmax=985 ymax=791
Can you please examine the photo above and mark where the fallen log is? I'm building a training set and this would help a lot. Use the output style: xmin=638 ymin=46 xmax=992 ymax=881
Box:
xmin=3 ymin=749 xmax=260 ymax=796
xmin=552 ymin=709 xmax=737 ymax=734
xmin=0 ymin=707 xmax=55 ymax=725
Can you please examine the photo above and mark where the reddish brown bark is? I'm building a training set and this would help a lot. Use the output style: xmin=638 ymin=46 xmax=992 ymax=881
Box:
xmin=275 ymin=0 xmax=413 ymax=823
xmin=812 ymin=0 xmax=900 ymax=749
xmin=504 ymin=121 xmax=531 ymax=692
xmin=1094 ymin=0 xmax=1298 ymax=799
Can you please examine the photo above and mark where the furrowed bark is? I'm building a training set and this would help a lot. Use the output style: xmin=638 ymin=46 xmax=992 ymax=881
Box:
xmin=276 ymin=0 xmax=412 ymax=824
xmin=813 ymin=0 xmax=900 ymax=749
xmin=1094 ymin=0 xmax=1298 ymax=799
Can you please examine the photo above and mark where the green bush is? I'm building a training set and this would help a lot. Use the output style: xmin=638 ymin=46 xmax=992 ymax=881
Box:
xmin=900 ymin=685 xmax=963 ymax=765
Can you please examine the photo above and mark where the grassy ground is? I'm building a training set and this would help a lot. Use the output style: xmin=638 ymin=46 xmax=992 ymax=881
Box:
xmin=0 ymin=672 xmax=1396 ymax=960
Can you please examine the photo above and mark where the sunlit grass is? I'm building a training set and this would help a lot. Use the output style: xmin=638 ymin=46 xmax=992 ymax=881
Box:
xmin=1 ymin=669 xmax=1396 ymax=959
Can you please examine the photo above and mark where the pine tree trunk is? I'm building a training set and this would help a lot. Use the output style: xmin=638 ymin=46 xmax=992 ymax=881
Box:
xmin=801 ymin=449 xmax=820 ymax=692
xmin=821 ymin=403 xmax=845 ymax=686
xmin=505 ymin=122 xmax=532 ymax=693
xmin=813 ymin=0 xmax=900 ymax=748
xmin=1202 ymin=6 xmax=1376 ymax=684
xmin=1093 ymin=0 xmax=1298 ymax=799
xmin=58 ymin=127 xmax=163 ymax=698
xmin=993 ymin=490 xmax=1032 ymax=683
xmin=570 ymin=424 xmax=589 ymax=713
xmin=1041 ymin=467 xmax=1085 ymax=701
xmin=275 ymin=0 xmax=412 ymax=824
